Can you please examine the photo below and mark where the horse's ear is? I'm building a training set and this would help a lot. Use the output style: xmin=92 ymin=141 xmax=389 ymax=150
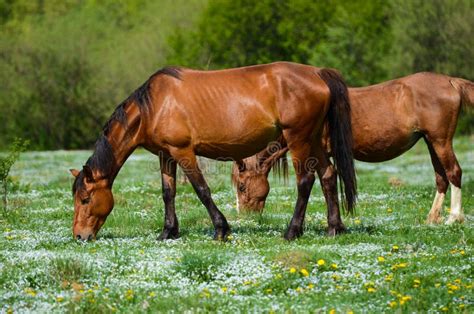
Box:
xmin=82 ymin=165 xmax=95 ymax=183
xmin=261 ymin=147 xmax=289 ymax=175
xmin=69 ymin=169 xmax=80 ymax=177
xmin=235 ymin=160 xmax=246 ymax=172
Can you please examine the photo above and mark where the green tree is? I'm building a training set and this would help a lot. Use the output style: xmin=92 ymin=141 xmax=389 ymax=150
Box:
xmin=168 ymin=0 xmax=335 ymax=69
xmin=310 ymin=0 xmax=392 ymax=86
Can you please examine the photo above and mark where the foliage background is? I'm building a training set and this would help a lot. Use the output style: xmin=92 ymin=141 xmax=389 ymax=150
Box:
xmin=1 ymin=0 xmax=473 ymax=150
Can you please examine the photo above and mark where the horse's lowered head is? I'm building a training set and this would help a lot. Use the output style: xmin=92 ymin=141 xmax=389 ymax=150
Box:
xmin=70 ymin=166 xmax=114 ymax=241
xmin=232 ymin=147 xmax=288 ymax=212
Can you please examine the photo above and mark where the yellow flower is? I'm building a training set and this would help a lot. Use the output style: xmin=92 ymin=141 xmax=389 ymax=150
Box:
xmin=387 ymin=208 xmax=393 ymax=213
xmin=329 ymin=309 xmax=336 ymax=314
xmin=331 ymin=263 xmax=338 ymax=270
xmin=384 ymin=274 xmax=393 ymax=282
xmin=460 ymin=250 xmax=465 ymax=255
xmin=300 ymin=268 xmax=309 ymax=277
xmin=446 ymin=207 xmax=451 ymax=213
xmin=290 ymin=267 xmax=297 ymax=273
xmin=295 ymin=287 xmax=303 ymax=293
xmin=454 ymin=279 xmax=461 ymax=284
xmin=227 ymin=235 xmax=233 ymax=240
xmin=148 ymin=292 xmax=156 ymax=297
xmin=275 ymin=274 xmax=282 ymax=279
xmin=201 ymin=289 xmax=211 ymax=298
xmin=307 ymin=283 xmax=314 ymax=289
xmin=459 ymin=304 xmax=465 ymax=309
xmin=441 ymin=306 xmax=448 ymax=312
xmin=332 ymin=274 xmax=341 ymax=281
xmin=265 ymin=288 xmax=272 ymax=294
xmin=377 ymin=256 xmax=385 ymax=263
xmin=354 ymin=219 xmax=361 ymax=225
xmin=243 ymin=280 xmax=252 ymax=285
xmin=56 ymin=296 xmax=64 ymax=302
xmin=435 ymin=283 xmax=441 ymax=288
xmin=413 ymin=279 xmax=421 ymax=285
xmin=388 ymin=301 xmax=397 ymax=308
xmin=125 ymin=289 xmax=134 ymax=301
xmin=221 ymin=287 xmax=228 ymax=293
xmin=392 ymin=245 xmax=399 ymax=252
xmin=24 ymin=288 xmax=36 ymax=297
xmin=347 ymin=311 xmax=354 ymax=314
xmin=317 ymin=259 xmax=326 ymax=266
xmin=401 ymin=295 xmax=412 ymax=302
xmin=367 ymin=287 xmax=376 ymax=293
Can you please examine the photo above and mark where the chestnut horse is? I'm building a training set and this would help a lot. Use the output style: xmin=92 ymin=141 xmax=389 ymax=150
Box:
xmin=233 ymin=72 xmax=473 ymax=230
xmin=70 ymin=62 xmax=357 ymax=241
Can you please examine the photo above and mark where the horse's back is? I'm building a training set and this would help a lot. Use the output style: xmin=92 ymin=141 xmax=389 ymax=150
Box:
xmin=147 ymin=62 xmax=329 ymax=159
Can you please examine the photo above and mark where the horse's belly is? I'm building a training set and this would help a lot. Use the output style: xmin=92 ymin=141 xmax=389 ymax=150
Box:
xmin=353 ymin=132 xmax=421 ymax=162
xmin=195 ymin=124 xmax=281 ymax=160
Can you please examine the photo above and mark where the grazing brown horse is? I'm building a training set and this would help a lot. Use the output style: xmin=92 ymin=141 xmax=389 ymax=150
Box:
xmin=233 ymin=72 xmax=473 ymax=230
xmin=70 ymin=62 xmax=357 ymax=241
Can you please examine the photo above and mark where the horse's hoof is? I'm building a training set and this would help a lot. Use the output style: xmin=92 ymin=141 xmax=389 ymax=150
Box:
xmin=284 ymin=227 xmax=303 ymax=241
xmin=445 ymin=214 xmax=465 ymax=225
xmin=426 ymin=216 xmax=443 ymax=225
xmin=328 ymin=224 xmax=346 ymax=237
xmin=157 ymin=228 xmax=180 ymax=241
xmin=213 ymin=228 xmax=231 ymax=241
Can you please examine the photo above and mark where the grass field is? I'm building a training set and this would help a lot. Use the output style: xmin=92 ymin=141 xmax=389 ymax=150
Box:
xmin=1 ymin=137 xmax=473 ymax=313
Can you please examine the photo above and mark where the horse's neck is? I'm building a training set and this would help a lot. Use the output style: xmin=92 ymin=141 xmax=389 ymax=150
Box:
xmin=98 ymin=104 xmax=144 ymax=183
xmin=105 ymin=132 xmax=138 ymax=181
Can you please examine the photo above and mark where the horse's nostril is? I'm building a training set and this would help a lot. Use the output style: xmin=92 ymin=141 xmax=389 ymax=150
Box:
xmin=87 ymin=234 xmax=93 ymax=241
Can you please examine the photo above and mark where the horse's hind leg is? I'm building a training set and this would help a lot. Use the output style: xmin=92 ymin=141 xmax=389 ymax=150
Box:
xmin=428 ymin=140 xmax=464 ymax=224
xmin=158 ymin=155 xmax=180 ymax=240
xmin=314 ymin=149 xmax=346 ymax=236
xmin=172 ymin=148 xmax=230 ymax=240
xmin=284 ymin=141 xmax=316 ymax=240
xmin=425 ymin=140 xmax=449 ymax=224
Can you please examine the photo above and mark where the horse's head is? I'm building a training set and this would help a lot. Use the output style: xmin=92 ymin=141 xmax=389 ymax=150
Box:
xmin=70 ymin=166 xmax=114 ymax=241
xmin=232 ymin=147 xmax=288 ymax=212
xmin=232 ymin=161 xmax=270 ymax=212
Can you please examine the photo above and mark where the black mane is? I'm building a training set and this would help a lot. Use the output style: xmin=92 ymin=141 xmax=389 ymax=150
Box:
xmin=103 ymin=66 xmax=182 ymax=135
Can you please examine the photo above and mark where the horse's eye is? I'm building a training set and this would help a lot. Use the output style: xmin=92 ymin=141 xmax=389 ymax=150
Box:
xmin=239 ymin=183 xmax=246 ymax=192
xmin=81 ymin=198 xmax=90 ymax=205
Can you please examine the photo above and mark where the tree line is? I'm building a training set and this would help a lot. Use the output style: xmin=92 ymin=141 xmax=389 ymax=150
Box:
xmin=0 ymin=0 xmax=472 ymax=150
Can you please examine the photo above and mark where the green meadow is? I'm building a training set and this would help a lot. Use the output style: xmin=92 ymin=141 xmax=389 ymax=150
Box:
xmin=1 ymin=137 xmax=473 ymax=313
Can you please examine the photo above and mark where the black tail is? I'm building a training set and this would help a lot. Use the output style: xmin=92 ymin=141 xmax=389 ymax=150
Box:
xmin=318 ymin=68 xmax=357 ymax=214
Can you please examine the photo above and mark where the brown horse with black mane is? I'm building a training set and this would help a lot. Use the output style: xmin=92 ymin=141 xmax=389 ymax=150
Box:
xmin=70 ymin=62 xmax=357 ymax=241
xmin=233 ymin=72 xmax=473 ymax=231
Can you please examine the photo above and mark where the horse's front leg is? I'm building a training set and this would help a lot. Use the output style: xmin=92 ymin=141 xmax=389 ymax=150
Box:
xmin=172 ymin=149 xmax=230 ymax=240
xmin=157 ymin=155 xmax=180 ymax=240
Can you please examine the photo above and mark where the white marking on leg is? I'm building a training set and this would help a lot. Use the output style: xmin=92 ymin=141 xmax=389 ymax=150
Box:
xmin=446 ymin=184 xmax=464 ymax=224
xmin=235 ymin=192 xmax=240 ymax=213
xmin=427 ymin=191 xmax=445 ymax=224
